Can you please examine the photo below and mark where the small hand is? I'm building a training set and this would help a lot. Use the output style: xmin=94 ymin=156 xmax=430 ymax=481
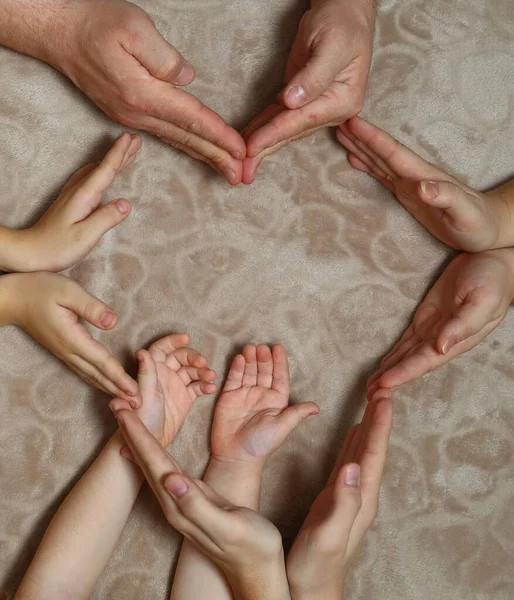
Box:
xmin=287 ymin=394 xmax=393 ymax=599
xmin=242 ymin=0 xmax=374 ymax=183
xmin=210 ymin=344 xmax=319 ymax=469
xmin=47 ymin=0 xmax=245 ymax=184
xmin=16 ymin=132 xmax=141 ymax=272
xmin=110 ymin=333 xmax=217 ymax=448
xmin=337 ymin=116 xmax=507 ymax=252
xmin=5 ymin=272 xmax=138 ymax=401
xmin=368 ymin=250 xmax=514 ymax=397
xmin=115 ymin=410 xmax=286 ymax=589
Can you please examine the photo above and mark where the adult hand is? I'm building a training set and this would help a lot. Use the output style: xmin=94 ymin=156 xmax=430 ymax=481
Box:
xmin=1 ymin=272 xmax=139 ymax=402
xmin=242 ymin=0 xmax=375 ymax=183
xmin=6 ymin=0 xmax=246 ymax=184
xmin=368 ymin=250 xmax=514 ymax=398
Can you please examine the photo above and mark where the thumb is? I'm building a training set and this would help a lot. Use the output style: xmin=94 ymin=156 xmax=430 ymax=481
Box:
xmin=282 ymin=37 xmax=343 ymax=109
xmin=437 ymin=289 xmax=499 ymax=355
xmin=131 ymin=19 xmax=195 ymax=85
xmin=330 ymin=463 xmax=362 ymax=529
xmin=63 ymin=282 xmax=118 ymax=330
xmin=418 ymin=180 xmax=476 ymax=224
xmin=272 ymin=402 xmax=320 ymax=440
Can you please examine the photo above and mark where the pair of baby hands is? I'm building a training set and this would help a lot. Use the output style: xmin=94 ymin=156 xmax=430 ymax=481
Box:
xmin=111 ymin=338 xmax=393 ymax=599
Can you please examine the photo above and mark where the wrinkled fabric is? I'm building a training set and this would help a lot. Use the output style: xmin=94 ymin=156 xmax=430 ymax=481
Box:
xmin=1 ymin=1 xmax=513 ymax=598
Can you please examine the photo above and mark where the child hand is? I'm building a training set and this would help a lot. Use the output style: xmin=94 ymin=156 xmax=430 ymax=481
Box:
xmin=368 ymin=250 xmax=514 ymax=397
xmin=115 ymin=410 xmax=289 ymax=598
xmin=286 ymin=395 xmax=393 ymax=600
xmin=337 ymin=116 xmax=508 ymax=252
xmin=110 ymin=333 xmax=217 ymax=448
xmin=210 ymin=344 xmax=319 ymax=470
xmin=3 ymin=272 xmax=138 ymax=400
xmin=14 ymin=132 xmax=141 ymax=273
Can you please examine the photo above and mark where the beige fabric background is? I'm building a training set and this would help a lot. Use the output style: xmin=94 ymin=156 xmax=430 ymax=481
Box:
xmin=1 ymin=0 xmax=514 ymax=598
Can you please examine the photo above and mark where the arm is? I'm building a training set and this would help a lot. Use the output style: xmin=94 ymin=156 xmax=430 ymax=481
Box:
xmin=16 ymin=333 xmax=216 ymax=599
xmin=489 ymin=178 xmax=514 ymax=248
xmin=169 ymin=344 xmax=318 ymax=600
xmin=15 ymin=431 xmax=144 ymax=600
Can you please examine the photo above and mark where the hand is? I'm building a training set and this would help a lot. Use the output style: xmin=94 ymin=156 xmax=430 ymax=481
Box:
xmin=110 ymin=333 xmax=217 ymax=448
xmin=12 ymin=133 xmax=140 ymax=273
xmin=368 ymin=250 xmax=514 ymax=397
xmin=116 ymin=410 xmax=290 ymax=599
xmin=43 ymin=0 xmax=245 ymax=184
xmin=286 ymin=394 xmax=393 ymax=600
xmin=210 ymin=344 xmax=319 ymax=470
xmin=242 ymin=0 xmax=375 ymax=183
xmin=337 ymin=116 xmax=510 ymax=252
xmin=2 ymin=272 xmax=138 ymax=401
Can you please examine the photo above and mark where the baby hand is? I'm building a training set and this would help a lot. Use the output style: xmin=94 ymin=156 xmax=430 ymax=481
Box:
xmin=116 ymin=410 xmax=289 ymax=599
xmin=13 ymin=132 xmax=141 ymax=272
xmin=2 ymin=272 xmax=138 ymax=400
xmin=368 ymin=249 xmax=514 ymax=396
xmin=110 ymin=333 xmax=217 ymax=448
xmin=210 ymin=344 xmax=319 ymax=470
xmin=337 ymin=116 xmax=507 ymax=252
xmin=287 ymin=395 xmax=393 ymax=600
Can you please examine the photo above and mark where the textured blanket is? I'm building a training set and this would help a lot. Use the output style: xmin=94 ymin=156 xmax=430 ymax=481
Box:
xmin=1 ymin=1 xmax=513 ymax=598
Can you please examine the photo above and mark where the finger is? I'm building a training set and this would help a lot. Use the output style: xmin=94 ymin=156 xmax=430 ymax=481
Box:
xmin=271 ymin=402 xmax=319 ymax=440
xmin=346 ymin=116 xmax=441 ymax=180
xmin=120 ymin=134 xmax=143 ymax=170
xmin=178 ymin=365 xmax=216 ymax=386
xmin=327 ymin=423 xmax=361 ymax=486
xmin=129 ymin=23 xmax=195 ymax=85
xmin=339 ymin=123 xmax=395 ymax=178
xmin=61 ymin=163 xmax=99 ymax=192
xmin=271 ymin=344 xmax=290 ymax=396
xmin=119 ymin=446 xmax=137 ymax=464
xmin=378 ymin=342 xmax=442 ymax=389
xmin=336 ymin=129 xmax=390 ymax=180
xmin=241 ymin=104 xmax=285 ymax=141
xmin=66 ymin=359 xmax=112 ymax=396
xmin=355 ymin=398 xmax=393 ymax=500
xmin=187 ymin=380 xmax=217 ymax=399
xmin=256 ymin=344 xmax=273 ymax=388
xmin=77 ymin=197 xmax=131 ymax=246
xmin=136 ymin=349 xmax=158 ymax=403
xmin=61 ymin=280 xmax=118 ymax=331
xmin=281 ymin=36 xmax=345 ymax=109
xmin=346 ymin=402 xmax=375 ymax=464
xmin=222 ymin=354 xmax=245 ymax=392
xmin=109 ymin=398 xmax=133 ymax=414
xmin=241 ymin=155 xmax=263 ymax=185
xmin=164 ymin=473 xmax=239 ymax=542
xmin=149 ymin=333 xmax=190 ymax=363
xmin=348 ymin=153 xmax=373 ymax=176
xmin=145 ymin=82 xmax=246 ymax=160
xmin=418 ymin=180 xmax=480 ymax=226
xmin=242 ymin=345 xmax=258 ymax=387
xmin=331 ymin=463 xmax=362 ymax=528
xmin=70 ymin=352 xmax=129 ymax=399
xmin=436 ymin=290 xmax=501 ymax=355
xmin=169 ymin=347 xmax=208 ymax=372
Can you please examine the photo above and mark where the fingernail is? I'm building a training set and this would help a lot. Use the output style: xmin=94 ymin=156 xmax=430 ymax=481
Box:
xmin=165 ymin=476 xmax=189 ymax=498
xmin=100 ymin=312 xmax=115 ymax=328
xmin=286 ymin=84 xmax=308 ymax=108
xmin=343 ymin=464 xmax=360 ymax=487
xmin=232 ymin=149 xmax=245 ymax=160
xmin=116 ymin=199 xmax=130 ymax=214
xmin=420 ymin=181 xmax=438 ymax=199
xmin=441 ymin=336 xmax=455 ymax=356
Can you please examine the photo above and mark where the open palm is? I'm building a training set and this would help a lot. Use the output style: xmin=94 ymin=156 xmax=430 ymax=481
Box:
xmin=211 ymin=344 xmax=318 ymax=466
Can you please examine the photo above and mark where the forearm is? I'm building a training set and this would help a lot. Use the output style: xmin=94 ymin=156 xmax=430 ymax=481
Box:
xmin=489 ymin=178 xmax=514 ymax=248
xmin=170 ymin=460 xmax=264 ymax=600
xmin=15 ymin=430 xmax=144 ymax=600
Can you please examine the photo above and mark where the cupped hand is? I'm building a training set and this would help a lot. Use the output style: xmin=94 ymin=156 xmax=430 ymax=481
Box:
xmin=16 ymin=132 xmax=140 ymax=273
xmin=46 ymin=0 xmax=245 ymax=184
xmin=5 ymin=272 xmax=138 ymax=401
xmin=368 ymin=250 xmax=514 ymax=397
xmin=116 ymin=410 xmax=284 ymax=578
xmin=242 ymin=0 xmax=375 ymax=183
xmin=337 ymin=116 xmax=506 ymax=252
xmin=110 ymin=333 xmax=217 ymax=448
xmin=210 ymin=344 xmax=319 ymax=468
xmin=287 ymin=394 xmax=393 ymax=599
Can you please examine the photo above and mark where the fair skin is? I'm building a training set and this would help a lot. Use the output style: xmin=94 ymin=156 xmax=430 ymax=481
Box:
xmin=0 ymin=132 xmax=140 ymax=273
xmin=242 ymin=0 xmax=375 ymax=183
xmin=0 ymin=134 xmax=141 ymax=399
xmin=286 ymin=392 xmax=393 ymax=600
xmin=336 ymin=116 xmax=514 ymax=394
xmin=0 ymin=0 xmax=246 ymax=184
xmin=337 ymin=116 xmax=514 ymax=252
xmin=169 ymin=344 xmax=319 ymax=600
xmin=367 ymin=250 xmax=514 ymax=397
xmin=15 ymin=333 xmax=216 ymax=600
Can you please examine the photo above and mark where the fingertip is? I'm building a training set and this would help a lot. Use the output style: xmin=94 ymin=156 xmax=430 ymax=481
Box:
xmin=165 ymin=473 xmax=189 ymax=498
xmin=342 ymin=463 xmax=361 ymax=487
xmin=439 ymin=335 xmax=456 ymax=356
xmin=284 ymin=84 xmax=308 ymax=109
xmin=419 ymin=180 xmax=439 ymax=202
xmin=115 ymin=198 xmax=131 ymax=215
xmin=100 ymin=310 xmax=117 ymax=330
xmin=173 ymin=61 xmax=195 ymax=86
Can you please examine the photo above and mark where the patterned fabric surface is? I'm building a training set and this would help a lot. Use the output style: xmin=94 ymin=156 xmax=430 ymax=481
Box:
xmin=1 ymin=1 xmax=513 ymax=598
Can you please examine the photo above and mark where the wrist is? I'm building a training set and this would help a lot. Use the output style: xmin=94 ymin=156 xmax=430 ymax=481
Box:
xmin=0 ymin=227 xmax=31 ymax=272
xmin=488 ymin=189 xmax=514 ymax=250
xmin=204 ymin=458 xmax=264 ymax=510
xmin=226 ymin=552 xmax=290 ymax=600
xmin=487 ymin=248 xmax=514 ymax=302
xmin=0 ymin=273 xmax=23 ymax=326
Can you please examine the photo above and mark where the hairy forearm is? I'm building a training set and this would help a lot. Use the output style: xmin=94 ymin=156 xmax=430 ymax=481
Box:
xmin=170 ymin=460 xmax=264 ymax=600
xmin=15 ymin=431 xmax=144 ymax=600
